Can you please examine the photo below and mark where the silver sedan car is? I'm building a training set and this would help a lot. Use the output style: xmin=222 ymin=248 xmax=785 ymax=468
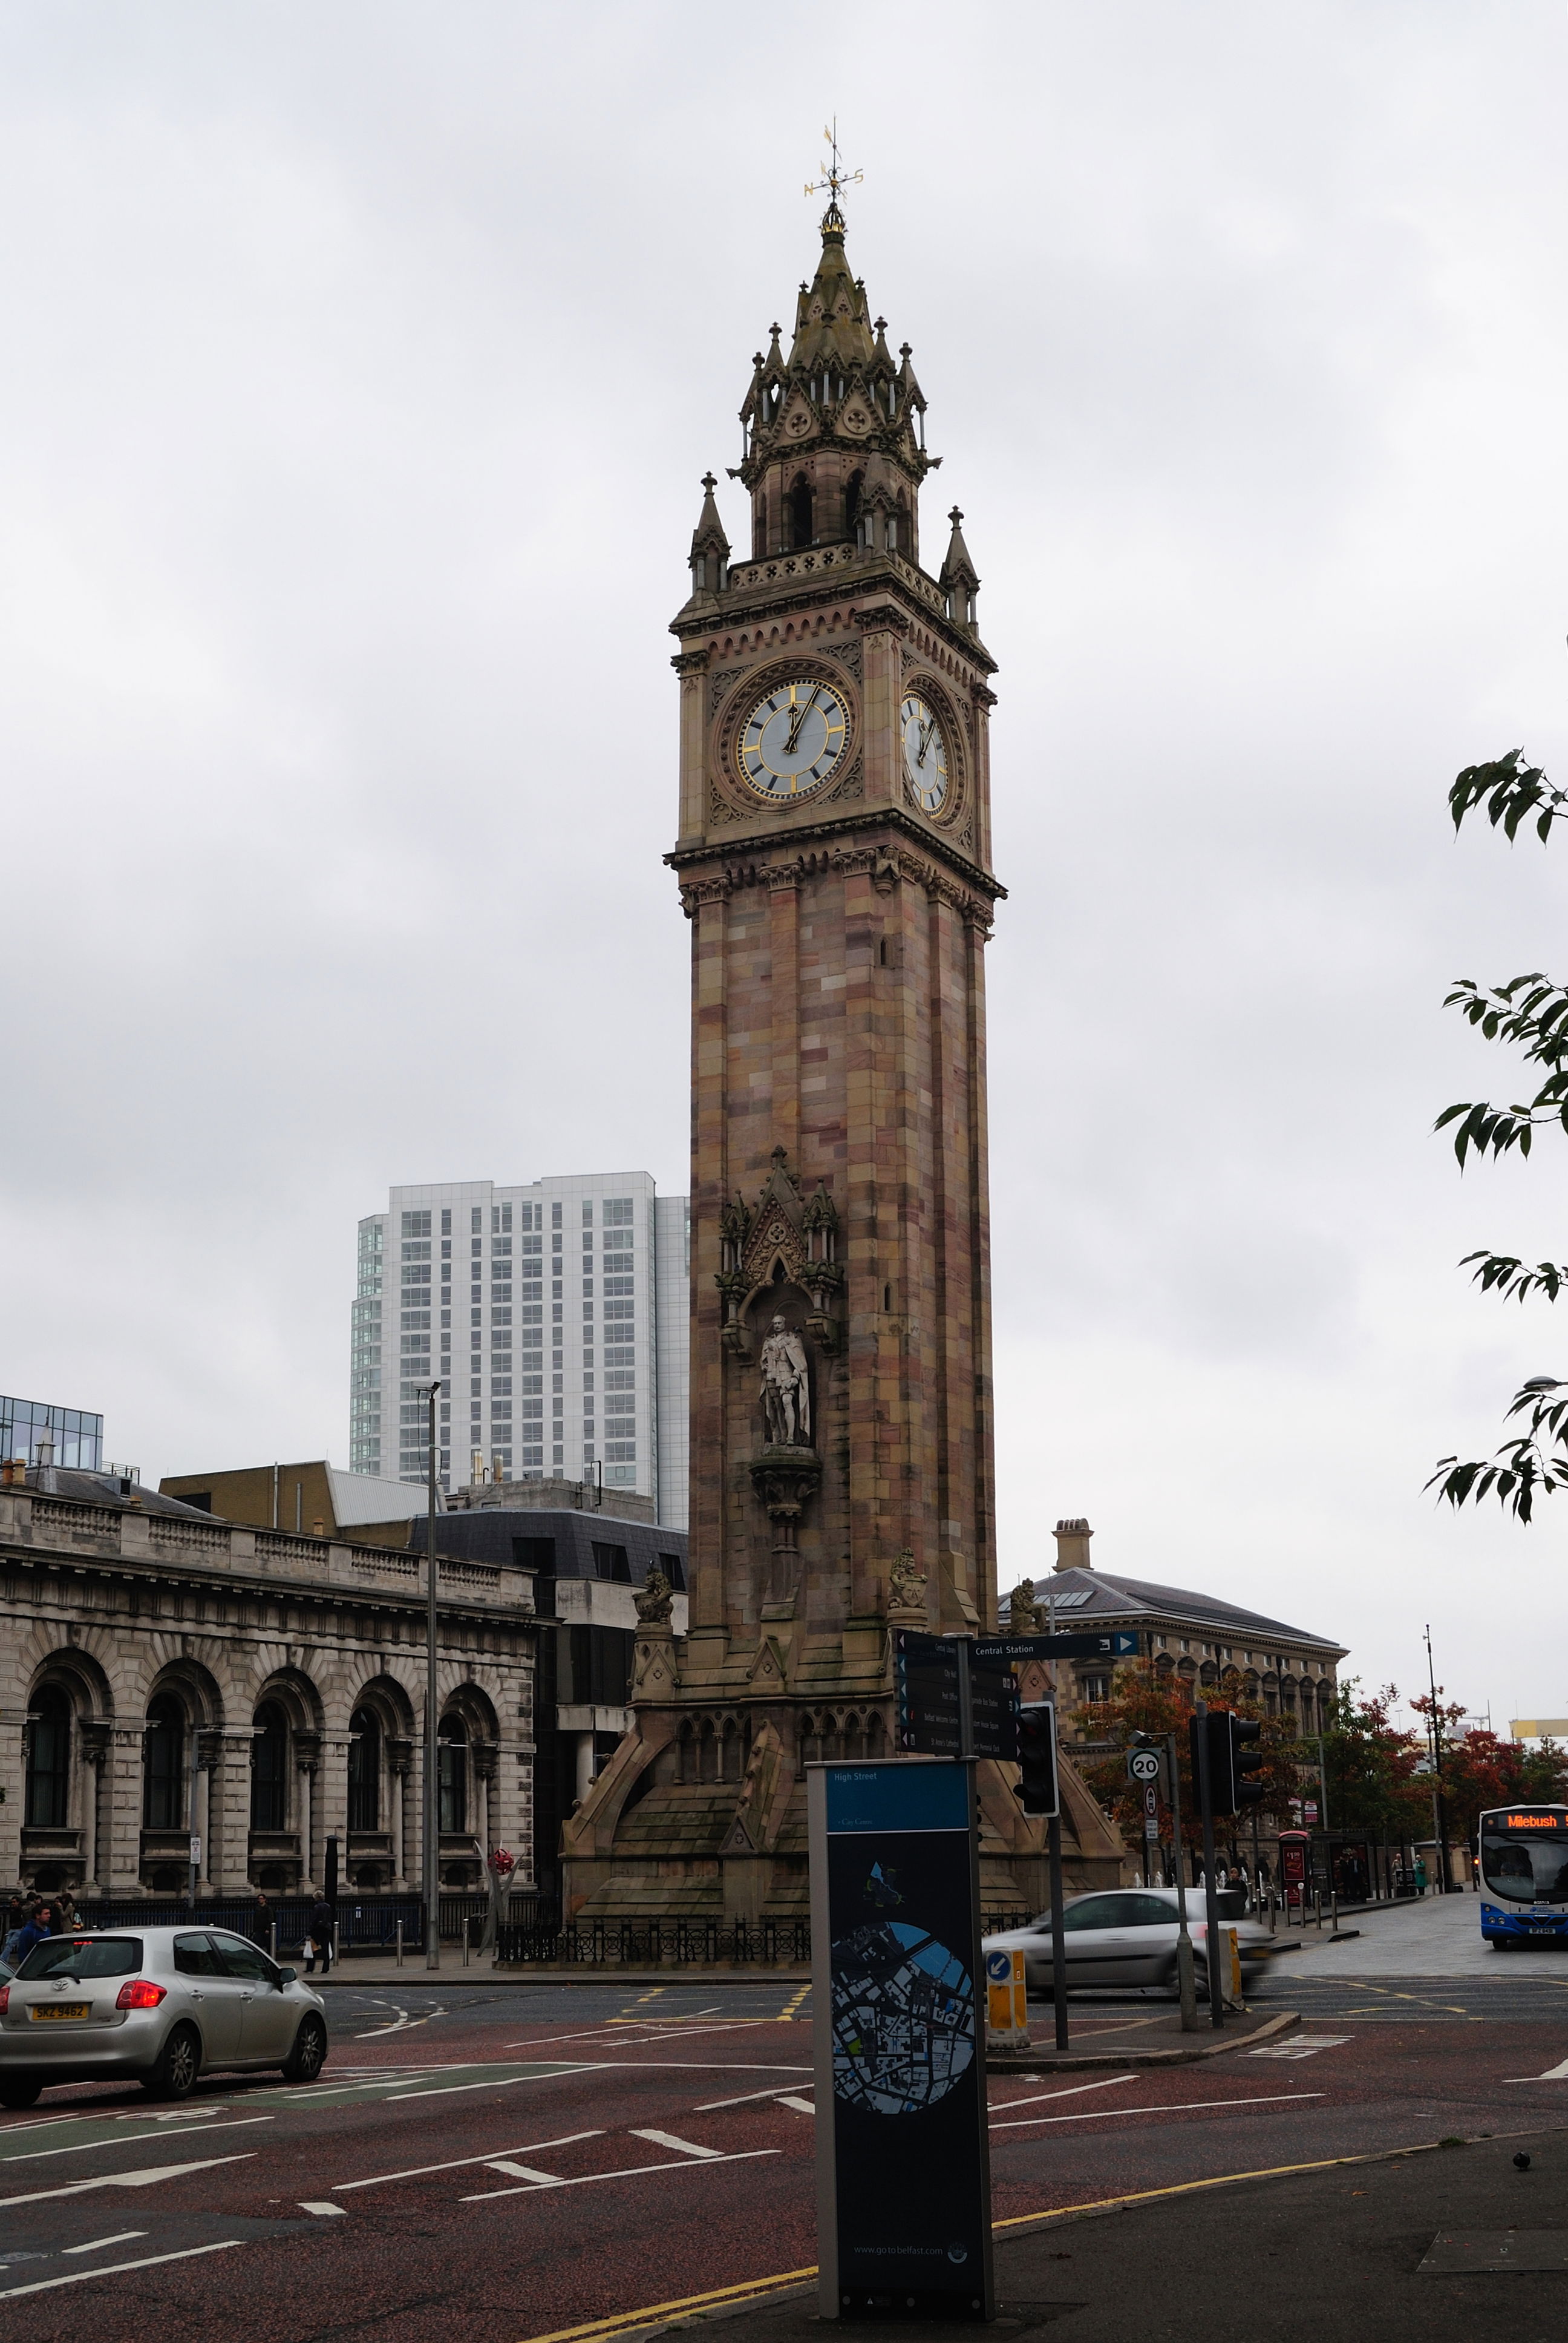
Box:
xmin=983 ymin=1887 xmax=1276 ymax=1996
xmin=0 ymin=1927 xmax=328 ymax=2108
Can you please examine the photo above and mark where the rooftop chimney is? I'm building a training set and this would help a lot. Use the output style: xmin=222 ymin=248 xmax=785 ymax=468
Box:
xmin=1053 ymin=1516 xmax=1093 ymax=1574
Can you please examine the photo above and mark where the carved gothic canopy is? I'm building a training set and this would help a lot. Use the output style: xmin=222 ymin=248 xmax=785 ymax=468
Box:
xmin=716 ymin=1146 xmax=843 ymax=1356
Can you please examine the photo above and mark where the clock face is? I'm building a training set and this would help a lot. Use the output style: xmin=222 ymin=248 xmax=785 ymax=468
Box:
xmin=737 ymin=678 xmax=851 ymax=800
xmin=901 ymin=692 xmax=949 ymax=813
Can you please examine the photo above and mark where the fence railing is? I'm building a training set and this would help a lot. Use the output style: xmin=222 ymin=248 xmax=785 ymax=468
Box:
xmin=73 ymin=1892 xmax=541 ymax=1950
xmin=493 ymin=1910 xmax=1033 ymax=1969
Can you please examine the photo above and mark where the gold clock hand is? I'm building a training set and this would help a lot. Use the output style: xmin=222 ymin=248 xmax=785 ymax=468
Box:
xmin=784 ymin=686 xmax=819 ymax=755
xmin=916 ymin=721 xmax=935 ymax=767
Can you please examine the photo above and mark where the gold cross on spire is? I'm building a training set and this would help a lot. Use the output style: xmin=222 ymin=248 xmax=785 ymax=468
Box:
xmin=805 ymin=118 xmax=862 ymax=224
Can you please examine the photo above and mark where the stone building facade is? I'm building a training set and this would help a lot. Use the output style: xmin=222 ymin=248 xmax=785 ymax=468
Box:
xmin=0 ymin=1469 xmax=537 ymax=1899
xmin=563 ymin=195 xmax=1126 ymax=1918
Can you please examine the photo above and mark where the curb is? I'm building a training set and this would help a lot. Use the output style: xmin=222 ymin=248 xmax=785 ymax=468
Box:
xmin=983 ymin=2007 xmax=1300 ymax=2073
xmin=310 ymin=1966 xmax=814 ymax=1988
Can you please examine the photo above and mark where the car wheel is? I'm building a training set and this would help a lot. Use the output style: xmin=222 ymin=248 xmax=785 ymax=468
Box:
xmin=142 ymin=2021 xmax=201 ymax=2100
xmin=1490 ymin=1936 xmax=1513 ymax=1951
xmin=0 ymin=2076 xmax=42 ymax=2109
xmin=281 ymin=2014 xmax=327 ymax=2083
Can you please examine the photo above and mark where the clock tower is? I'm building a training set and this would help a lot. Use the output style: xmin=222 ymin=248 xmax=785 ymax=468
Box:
xmin=562 ymin=192 xmax=1125 ymax=1921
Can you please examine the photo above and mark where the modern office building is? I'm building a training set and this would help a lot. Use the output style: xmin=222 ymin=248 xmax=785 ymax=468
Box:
xmin=1 ymin=1395 xmax=103 ymax=1471
xmin=351 ymin=1174 xmax=690 ymax=1530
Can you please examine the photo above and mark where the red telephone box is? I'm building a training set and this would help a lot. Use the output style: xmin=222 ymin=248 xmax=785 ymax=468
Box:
xmin=1278 ymin=1829 xmax=1310 ymax=1907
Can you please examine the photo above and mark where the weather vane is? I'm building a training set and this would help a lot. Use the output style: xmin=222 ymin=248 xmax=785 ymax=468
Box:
xmin=805 ymin=118 xmax=863 ymax=216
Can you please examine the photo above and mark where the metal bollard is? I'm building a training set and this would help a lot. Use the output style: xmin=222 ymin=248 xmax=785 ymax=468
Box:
xmin=463 ymin=1918 xmax=470 ymax=1968
xmin=269 ymin=1920 xmax=277 ymax=1959
xmin=396 ymin=1921 xmax=403 ymax=1970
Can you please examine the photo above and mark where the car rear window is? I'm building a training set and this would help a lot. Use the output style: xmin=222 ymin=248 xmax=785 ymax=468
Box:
xmin=16 ymin=1937 xmax=142 ymax=1981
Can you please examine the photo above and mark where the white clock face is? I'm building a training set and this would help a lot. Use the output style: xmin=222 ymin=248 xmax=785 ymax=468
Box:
xmin=737 ymin=679 xmax=851 ymax=800
xmin=901 ymin=692 xmax=949 ymax=813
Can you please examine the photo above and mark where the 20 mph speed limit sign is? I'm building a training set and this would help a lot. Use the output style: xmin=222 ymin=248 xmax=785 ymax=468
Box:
xmin=1126 ymin=1748 xmax=1162 ymax=1785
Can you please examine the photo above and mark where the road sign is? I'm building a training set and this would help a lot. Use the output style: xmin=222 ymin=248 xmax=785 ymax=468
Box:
xmin=895 ymin=1631 xmax=1019 ymax=1758
xmin=975 ymin=1631 xmax=1141 ymax=1663
xmin=985 ymin=1945 xmax=1029 ymax=2050
xmin=809 ymin=1761 xmax=994 ymax=2319
xmin=1127 ymin=1748 xmax=1162 ymax=1785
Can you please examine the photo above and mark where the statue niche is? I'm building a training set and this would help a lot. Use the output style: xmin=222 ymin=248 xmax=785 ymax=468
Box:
xmin=746 ymin=1289 xmax=822 ymax=1608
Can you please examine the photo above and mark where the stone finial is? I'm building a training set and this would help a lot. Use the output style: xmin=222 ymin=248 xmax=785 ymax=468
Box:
xmin=1007 ymin=1578 xmax=1039 ymax=1634
xmin=635 ymin=1565 xmax=675 ymax=1626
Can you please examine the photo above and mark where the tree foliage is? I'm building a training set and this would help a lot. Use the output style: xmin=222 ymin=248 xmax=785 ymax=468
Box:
xmin=1431 ymin=746 xmax=1568 ymax=1516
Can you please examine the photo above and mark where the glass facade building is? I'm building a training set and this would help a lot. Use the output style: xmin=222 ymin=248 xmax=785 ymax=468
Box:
xmin=1 ymin=1395 xmax=103 ymax=1470
xmin=350 ymin=1173 xmax=690 ymax=1529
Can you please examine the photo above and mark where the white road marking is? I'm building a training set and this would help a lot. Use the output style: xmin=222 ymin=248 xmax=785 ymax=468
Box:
xmin=989 ymin=2092 xmax=1323 ymax=2131
xmin=355 ymin=2002 xmax=446 ymax=2039
xmin=629 ymin=2129 xmax=724 ymax=2160
xmin=62 ymin=2232 xmax=148 ymax=2255
xmin=1504 ymin=2055 xmax=1568 ymax=2081
xmin=485 ymin=2161 xmax=563 ymax=2182
xmin=461 ymin=2148 xmax=782 ymax=2203
xmin=990 ymin=2077 xmax=1136 ymax=2113
xmin=299 ymin=2201 xmax=348 ymax=2216
xmin=1244 ymin=2035 xmax=1352 ymax=2060
xmin=333 ymin=2130 xmax=604 ymax=2194
xmin=0 ymin=2240 xmax=246 ymax=2298
xmin=506 ymin=2020 xmax=806 ymax=2050
xmin=384 ymin=2068 xmax=603 ymax=2103
xmin=693 ymin=2083 xmax=817 ymax=2112
xmin=1 ymin=2115 xmax=272 ymax=2164
xmin=776 ymin=2097 xmax=815 ymax=2116
xmin=0 ymin=2152 xmax=258 ymax=2210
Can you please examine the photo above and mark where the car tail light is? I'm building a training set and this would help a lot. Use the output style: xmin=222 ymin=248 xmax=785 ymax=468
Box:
xmin=0 ymin=1987 xmax=8 ymax=2014
xmin=116 ymin=1980 xmax=167 ymax=2010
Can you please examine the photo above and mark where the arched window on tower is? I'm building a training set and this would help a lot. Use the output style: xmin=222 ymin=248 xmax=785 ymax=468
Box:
xmin=25 ymin=1686 xmax=71 ymax=1829
xmin=788 ymin=473 xmax=814 ymax=550
xmin=250 ymin=1703 xmax=288 ymax=1832
xmin=143 ymin=1693 xmax=186 ymax=1830
xmin=845 ymin=471 xmax=864 ymax=543
xmin=348 ymin=1707 xmax=381 ymax=1833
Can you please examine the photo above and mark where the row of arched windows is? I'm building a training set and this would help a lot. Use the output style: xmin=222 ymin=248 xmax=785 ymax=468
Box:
xmin=762 ymin=472 xmax=909 ymax=559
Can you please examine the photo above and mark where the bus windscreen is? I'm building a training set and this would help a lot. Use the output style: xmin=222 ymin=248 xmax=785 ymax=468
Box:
xmin=1481 ymin=1827 xmax=1568 ymax=1902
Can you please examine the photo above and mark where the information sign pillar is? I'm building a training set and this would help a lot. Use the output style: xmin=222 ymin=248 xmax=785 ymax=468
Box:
xmin=808 ymin=1760 xmax=994 ymax=2322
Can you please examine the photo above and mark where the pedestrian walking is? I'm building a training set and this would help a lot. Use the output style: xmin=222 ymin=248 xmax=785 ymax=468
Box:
xmin=253 ymin=1890 xmax=272 ymax=1948
xmin=53 ymin=1888 xmax=79 ymax=1933
xmin=303 ymin=1892 xmax=335 ymax=1976
xmin=1414 ymin=1853 xmax=1428 ymax=1898
xmin=12 ymin=1902 xmax=50 ymax=1963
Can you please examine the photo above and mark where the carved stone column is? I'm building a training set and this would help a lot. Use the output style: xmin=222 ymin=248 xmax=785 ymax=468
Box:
xmin=749 ymin=1448 xmax=823 ymax=1610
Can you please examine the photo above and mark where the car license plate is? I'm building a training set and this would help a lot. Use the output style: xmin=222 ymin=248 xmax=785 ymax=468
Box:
xmin=30 ymin=2002 xmax=90 ymax=2022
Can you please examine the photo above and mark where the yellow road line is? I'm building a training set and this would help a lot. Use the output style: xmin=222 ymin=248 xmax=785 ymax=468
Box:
xmin=778 ymin=1987 xmax=810 ymax=2024
xmin=518 ymin=2268 xmax=817 ymax=2343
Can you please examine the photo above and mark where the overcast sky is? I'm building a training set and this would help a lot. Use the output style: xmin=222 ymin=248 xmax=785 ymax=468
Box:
xmin=7 ymin=2 xmax=1568 ymax=1734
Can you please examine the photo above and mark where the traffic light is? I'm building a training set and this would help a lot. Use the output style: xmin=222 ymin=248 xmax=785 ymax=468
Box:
xmin=1017 ymin=1701 xmax=1058 ymax=1817
xmin=1191 ymin=1709 xmax=1266 ymax=1817
xmin=1230 ymin=1715 xmax=1266 ymax=1808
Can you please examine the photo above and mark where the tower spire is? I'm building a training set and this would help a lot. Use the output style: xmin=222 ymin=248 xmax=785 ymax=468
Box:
xmin=803 ymin=117 xmax=863 ymax=236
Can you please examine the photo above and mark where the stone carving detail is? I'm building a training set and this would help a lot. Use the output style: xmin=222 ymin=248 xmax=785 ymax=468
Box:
xmin=759 ymin=1316 xmax=811 ymax=1448
xmin=889 ymin=1550 xmax=927 ymax=1614
xmin=716 ymin=1146 xmax=843 ymax=1354
xmin=635 ymin=1565 xmax=675 ymax=1626
xmin=708 ymin=782 xmax=743 ymax=827
xmin=1008 ymin=1578 xmax=1040 ymax=1634
xmin=820 ymin=753 xmax=864 ymax=803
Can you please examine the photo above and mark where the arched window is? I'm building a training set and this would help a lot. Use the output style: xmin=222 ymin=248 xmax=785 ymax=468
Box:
xmin=348 ymin=1707 xmax=381 ymax=1832
xmin=845 ymin=471 xmax=864 ymax=541
xmin=698 ymin=1721 xmax=717 ymax=1784
xmin=438 ymin=1717 xmax=468 ymax=1835
xmin=25 ymin=1686 xmax=71 ymax=1829
xmin=250 ymin=1703 xmax=288 ymax=1832
xmin=788 ymin=473 xmax=813 ymax=549
xmin=143 ymin=1693 xmax=186 ymax=1830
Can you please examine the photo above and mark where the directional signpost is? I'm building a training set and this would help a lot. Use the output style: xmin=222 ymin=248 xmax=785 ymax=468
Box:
xmin=895 ymin=1631 xmax=1019 ymax=1760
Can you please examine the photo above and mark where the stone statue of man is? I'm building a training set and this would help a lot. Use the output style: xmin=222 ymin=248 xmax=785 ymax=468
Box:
xmin=759 ymin=1314 xmax=811 ymax=1447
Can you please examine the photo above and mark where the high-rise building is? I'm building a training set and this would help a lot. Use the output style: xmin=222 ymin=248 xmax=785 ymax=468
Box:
xmin=351 ymin=1174 xmax=690 ymax=1528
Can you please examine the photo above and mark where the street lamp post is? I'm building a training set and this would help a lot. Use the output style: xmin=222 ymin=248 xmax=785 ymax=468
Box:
xmin=1423 ymin=1624 xmax=1449 ymax=1893
xmin=422 ymin=1378 xmax=444 ymax=1970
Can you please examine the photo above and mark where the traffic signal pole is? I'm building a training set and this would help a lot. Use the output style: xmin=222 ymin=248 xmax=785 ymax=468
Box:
xmin=1046 ymin=1812 xmax=1068 ymax=2050
xmin=1194 ymin=1700 xmax=1225 ymax=2030
xmin=1165 ymin=1732 xmax=1199 ymax=2033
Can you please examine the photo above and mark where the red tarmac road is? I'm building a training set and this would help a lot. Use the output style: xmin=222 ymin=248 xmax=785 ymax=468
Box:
xmin=1 ymin=1987 xmax=1566 ymax=2343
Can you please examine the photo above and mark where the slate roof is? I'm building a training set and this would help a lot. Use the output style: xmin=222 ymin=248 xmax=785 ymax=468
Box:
xmin=1018 ymin=1567 xmax=1344 ymax=1657
xmin=407 ymin=1506 xmax=688 ymax=1586
xmin=14 ymin=1466 xmax=218 ymax=1522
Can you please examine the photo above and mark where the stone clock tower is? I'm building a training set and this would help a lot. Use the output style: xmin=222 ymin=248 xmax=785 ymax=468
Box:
xmin=562 ymin=195 xmax=1125 ymax=1920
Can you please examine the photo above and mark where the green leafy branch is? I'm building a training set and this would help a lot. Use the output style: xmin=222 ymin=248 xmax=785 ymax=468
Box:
xmin=1450 ymin=748 xmax=1568 ymax=843
xmin=1436 ymin=974 xmax=1568 ymax=1164
xmin=1429 ymin=1377 xmax=1568 ymax=1523
xmin=1460 ymin=1252 xmax=1568 ymax=1305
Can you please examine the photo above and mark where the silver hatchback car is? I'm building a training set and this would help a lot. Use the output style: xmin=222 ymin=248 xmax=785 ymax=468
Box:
xmin=983 ymin=1886 xmax=1277 ymax=1996
xmin=0 ymin=1927 xmax=328 ymax=2108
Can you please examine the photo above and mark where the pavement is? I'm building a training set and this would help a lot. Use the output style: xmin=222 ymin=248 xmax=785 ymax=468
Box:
xmin=3 ymin=1898 xmax=1568 ymax=2339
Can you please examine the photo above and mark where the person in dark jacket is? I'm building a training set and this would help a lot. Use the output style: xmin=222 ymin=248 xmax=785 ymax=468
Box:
xmin=253 ymin=1890 xmax=273 ymax=1949
xmin=304 ymin=1895 xmax=335 ymax=1975
xmin=12 ymin=1904 xmax=50 ymax=1963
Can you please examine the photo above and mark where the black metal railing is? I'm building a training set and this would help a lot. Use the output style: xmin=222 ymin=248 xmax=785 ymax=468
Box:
xmin=492 ymin=1910 xmax=1033 ymax=1968
xmin=71 ymin=1892 xmax=541 ymax=1951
